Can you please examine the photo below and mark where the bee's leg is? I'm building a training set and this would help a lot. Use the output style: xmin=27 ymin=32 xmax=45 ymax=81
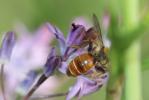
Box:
xmin=70 ymin=40 xmax=90 ymax=49
xmin=70 ymin=45 xmax=81 ymax=49
xmin=88 ymin=42 xmax=93 ymax=52
xmin=88 ymin=39 xmax=98 ymax=45
xmin=70 ymin=39 xmax=98 ymax=55
xmin=65 ymin=41 xmax=88 ymax=59
xmin=93 ymin=72 xmax=109 ymax=84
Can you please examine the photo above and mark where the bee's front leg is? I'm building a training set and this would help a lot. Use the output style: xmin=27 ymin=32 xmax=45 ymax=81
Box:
xmin=94 ymin=72 xmax=109 ymax=84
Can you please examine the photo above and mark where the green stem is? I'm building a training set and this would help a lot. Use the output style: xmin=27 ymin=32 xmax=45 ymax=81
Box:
xmin=24 ymin=74 xmax=48 ymax=100
xmin=122 ymin=0 xmax=139 ymax=30
xmin=106 ymin=49 xmax=124 ymax=100
xmin=142 ymin=57 xmax=149 ymax=70
xmin=124 ymin=41 xmax=142 ymax=100
xmin=0 ymin=64 xmax=7 ymax=100
xmin=30 ymin=92 xmax=68 ymax=100
xmin=107 ymin=0 xmax=143 ymax=100
xmin=122 ymin=0 xmax=143 ymax=100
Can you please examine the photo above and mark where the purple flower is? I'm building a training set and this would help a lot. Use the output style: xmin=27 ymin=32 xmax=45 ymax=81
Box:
xmin=1 ymin=23 xmax=57 ymax=99
xmin=44 ymin=47 xmax=62 ymax=77
xmin=46 ymin=23 xmax=66 ymax=54
xmin=44 ymin=23 xmax=88 ymax=75
xmin=64 ymin=24 xmax=87 ymax=61
xmin=0 ymin=32 xmax=16 ymax=61
xmin=66 ymin=24 xmax=86 ymax=47
xmin=66 ymin=73 xmax=109 ymax=100
xmin=46 ymin=23 xmax=86 ymax=57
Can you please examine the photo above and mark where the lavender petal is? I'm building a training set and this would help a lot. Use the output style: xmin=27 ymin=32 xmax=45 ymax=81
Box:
xmin=44 ymin=47 xmax=62 ymax=77
xmin=63 ymin=24 xmax=87 ymax=59
xmin=66 ymin=24 xmax=86 ymax=46
xmin=66 ymin=76 xmax=95 ymax=100
xmin=78 ymin=73 xmax=109 ymax=98
xmin=46 ymin=23 xmax=66 ymax=54
xmin=58 ymin=62 xmax=68 ymax=74
xmin=67 ymin=73 xmax=109 ymax=100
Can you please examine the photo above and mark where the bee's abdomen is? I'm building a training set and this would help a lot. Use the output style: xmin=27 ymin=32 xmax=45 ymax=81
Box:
xmin=67 ymin=53 xmax=94 ymax=76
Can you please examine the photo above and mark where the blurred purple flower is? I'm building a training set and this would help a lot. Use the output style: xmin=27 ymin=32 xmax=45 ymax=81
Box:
xmin=0 ymin=23 xmax=62 ymax=99
xmin=0 ymin=31 xmax=16 ymax=100
xmin=102 ymin=12 xmax=111 ymax=48
xmin=7 ymin=23 xmax=54 ymax=78
xmin=0 ymin=32 xmax=16 ymax=62
xmin=102 ymin=12 xmax=110 ymax=32
xmin=18 ymin=70 xmax=38 ymax=94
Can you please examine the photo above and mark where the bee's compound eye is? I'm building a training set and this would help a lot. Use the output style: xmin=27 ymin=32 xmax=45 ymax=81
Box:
xmin=98 ymin=49 xmax=108 ymax=65
xmin=104 ymin=47 xmax=109 ymax=55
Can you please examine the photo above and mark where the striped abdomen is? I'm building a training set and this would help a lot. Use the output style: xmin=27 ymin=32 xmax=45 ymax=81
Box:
xmin=67 ymin=53 xmax=94 ymax=76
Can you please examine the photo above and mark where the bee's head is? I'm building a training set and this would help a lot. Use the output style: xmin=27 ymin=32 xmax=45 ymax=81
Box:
xmin=98 ymin=47 xmax=109 ymax=65
xmin=92 ymin=47 xmax=109 ymax=65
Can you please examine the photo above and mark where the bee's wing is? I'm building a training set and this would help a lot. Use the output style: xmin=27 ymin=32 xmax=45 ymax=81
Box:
xmin=92 ymin=14 xmax=104 ymax=47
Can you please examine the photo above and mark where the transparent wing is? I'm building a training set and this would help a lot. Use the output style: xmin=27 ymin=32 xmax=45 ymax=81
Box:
xmin=92 ymin=14 xmax=104 ymax=47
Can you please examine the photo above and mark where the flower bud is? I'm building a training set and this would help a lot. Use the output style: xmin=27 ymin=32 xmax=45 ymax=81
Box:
xmin=0 ymin=32 xmax=16 ymax=63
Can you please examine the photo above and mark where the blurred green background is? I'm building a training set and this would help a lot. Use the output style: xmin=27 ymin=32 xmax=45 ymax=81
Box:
xmin=0 ymin=0 xmax=149 ymax=100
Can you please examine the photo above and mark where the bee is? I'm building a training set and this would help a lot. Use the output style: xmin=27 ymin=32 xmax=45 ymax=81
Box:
xmin=24 ymin=14 xmax=109 ymax=100
xmin=67 ymin=14 xmax=109 ymax=77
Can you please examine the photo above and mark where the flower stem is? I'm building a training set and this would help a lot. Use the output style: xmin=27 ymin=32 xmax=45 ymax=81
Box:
xmin=124 ymin=41 xmax=142 ymax=100
xmin=0 ymin=64 xmax=7 ymax=100
xmin=24 ymin=74 xmax=48 ymax=100
xmin=122 ymin=0 xmax=143 ymax=99
xmin=106 ymin=50 xmax=125 ymax=100
xmin=30 ymin=92 xmax=68 ymax=100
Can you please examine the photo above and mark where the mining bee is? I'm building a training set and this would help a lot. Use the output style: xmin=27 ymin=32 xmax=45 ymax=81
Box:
xmin=24 ymin=14 xmax=109 ymax=100
xmin=67 ymin=14 xmax=109 ymax=78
